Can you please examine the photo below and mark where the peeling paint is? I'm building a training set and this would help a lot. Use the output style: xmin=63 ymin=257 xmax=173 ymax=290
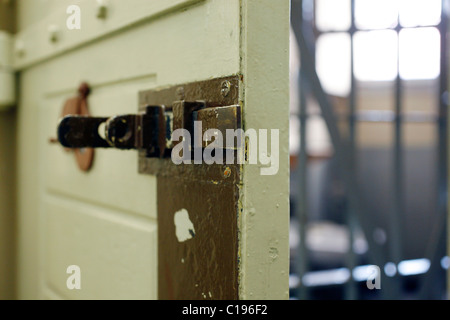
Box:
xmin=269 ymin=247 xmax=279 ymax=262
xmin=174 ymin=209 xmax=196 ymax=242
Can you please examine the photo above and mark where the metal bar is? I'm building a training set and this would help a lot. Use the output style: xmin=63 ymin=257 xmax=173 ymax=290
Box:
xmin=344 ymin=0 xmax=358 ymax=300
xmin=384 ymin=19 xmax=404 ymax=299
xmin=291 ymin=110 xmax=442 ymax=123
xmin=314 ymin=23 xmax=442 ymax=36
xmin=295 ymin=28 xmax=386 ymax=274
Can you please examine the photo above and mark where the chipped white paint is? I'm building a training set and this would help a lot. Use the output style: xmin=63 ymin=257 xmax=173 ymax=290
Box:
xmin=174 ymin=209 xmax=196 ymax=242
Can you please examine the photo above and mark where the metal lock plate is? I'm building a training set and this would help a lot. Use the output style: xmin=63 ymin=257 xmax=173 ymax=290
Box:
xmin=138 ymin=76 xmax=241 ymax=300
xmin=137 ymin=75 xmax=241 ymax=175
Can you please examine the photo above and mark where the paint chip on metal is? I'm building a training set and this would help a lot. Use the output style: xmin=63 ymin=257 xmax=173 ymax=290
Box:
xmin=174 ymin=209 xmax=196 ymax=242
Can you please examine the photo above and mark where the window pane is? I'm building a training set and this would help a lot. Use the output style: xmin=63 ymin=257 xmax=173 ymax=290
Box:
xmin=357 ymin=82 xmax=395 ymax=112
xmin=399 ymin=28 xmax=440 ymax=80
xmin=358 ymin=122 xmax=393 ymax=148
xmin=403 ymin=80 xmax=439 ymax=113
xmin=355 ymin=0 xmax=398 ymax=30
xmin=403 ymin=123 xmax=436 ymax=148
xmin=316 ymin=33 xmax=351 ymax=96
xmin=354 ymin=30 xmax=398 ymax=81
xmin=316 ymin=0 xmax=351 ymax=31
xmin=399 ymin=0 xmax=441 ymax=27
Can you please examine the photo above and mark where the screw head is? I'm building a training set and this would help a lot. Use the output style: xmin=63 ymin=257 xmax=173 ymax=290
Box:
xmin=176 ymin=87 xmax=185 ymax=100
xmin=48 ymin=24 xmax=60 ymax=43
xmin=221 ymin=80 xmax=231 ymax=97
xmin=15 ymin=40 xmax=25 ymax=57
xmin=96 ymin=0 xmax=108 ymax=19
xmin=223 ymin=166 xmax=232 ymax=178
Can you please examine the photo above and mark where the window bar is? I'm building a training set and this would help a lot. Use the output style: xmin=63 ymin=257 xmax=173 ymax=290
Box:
xmin=314 ymin=23 xmax=442 ymax=36
xmin=384 ymin=13 xmax=405 ymax=299
xmin=435 ymin=0 xmax=448 ymax=298
xmin=344 ymin=0 xmax=358 ymax=300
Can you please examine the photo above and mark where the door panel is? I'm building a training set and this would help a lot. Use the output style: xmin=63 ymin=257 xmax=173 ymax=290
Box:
xmin=44 ymin=196 xmax=156 ymax=300
xmin=16 ymin=0 xmax=289 ymax=299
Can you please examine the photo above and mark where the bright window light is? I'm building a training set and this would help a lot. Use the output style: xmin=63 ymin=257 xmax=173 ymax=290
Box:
xmin=398 ymin=258 xmax=430 ymax=276
xmin=314 ymin=0 xmax=442 ymax=84
xmin=289 ymin=274 xmax=301 ymax=289
xmin=355 ymin=0 xmax=399 ymax=30
xmin=316 ymin=0 xmax=351 ymax=31
xmin=354 ymin=30 xmax=398 ymax=81
xmin=441 ymin=256 xmax=449 ymax=270
xmin=302 ymin=268 xmax=350 ymax=287
xmin=316 ymin=33 xmax=351 ymax=96
xmin=399 ymin=27 xmax=441 ymax=80
xmin=384 ymin=262 xmax=397 ymax=277
xmin=399 ymin=0 xmax=441 ymax=27
xmin=352 ymin=265 xmax=380 ymax=282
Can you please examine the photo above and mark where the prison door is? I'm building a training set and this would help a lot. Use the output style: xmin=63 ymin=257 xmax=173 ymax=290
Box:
xmin=15 ymin=0 xmax=289 ymax=299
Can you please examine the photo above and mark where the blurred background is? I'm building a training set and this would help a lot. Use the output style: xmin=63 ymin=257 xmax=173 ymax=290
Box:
xmin=289 ymin=0 xmax=448 ymax=299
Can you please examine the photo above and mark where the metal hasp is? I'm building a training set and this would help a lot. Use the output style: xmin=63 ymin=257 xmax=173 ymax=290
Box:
xmin=58 ymin=105 xmax=171 ymax=158
xmin=57 ymin=102 xmax=241 ymax=159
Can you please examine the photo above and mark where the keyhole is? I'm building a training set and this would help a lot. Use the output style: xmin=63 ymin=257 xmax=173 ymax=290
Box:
xmin=114 ymin=119 xmax=132 ymax=142
xmin=106 ymin=118 xmax=132 ymax=144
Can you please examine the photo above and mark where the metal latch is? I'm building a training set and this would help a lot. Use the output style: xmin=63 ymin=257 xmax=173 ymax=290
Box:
xmin=57 ymin=101 xmax=241 ymax=158
xmin=57 ymin=76 xmax=241 ymax=170
xmin=58 ymin=105 xmax=172 ymax=158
